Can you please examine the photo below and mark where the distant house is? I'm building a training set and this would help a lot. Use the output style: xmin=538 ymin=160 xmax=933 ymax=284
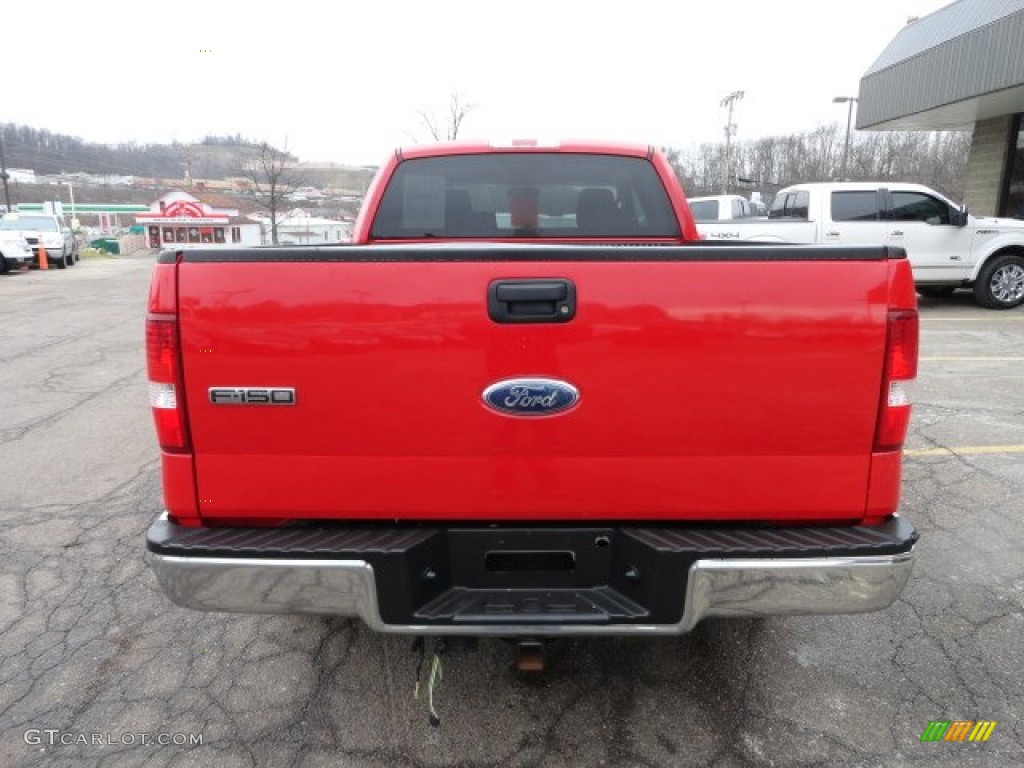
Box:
xmin=7 ymin=169 xmax=37 ymax=184
xmin=284 ymin=186 xmax=325 ymax=202
xmin=136 ymin=190 xmax=262 ymax=249
xmin=260 ymin=208 xmax=350 ymax=244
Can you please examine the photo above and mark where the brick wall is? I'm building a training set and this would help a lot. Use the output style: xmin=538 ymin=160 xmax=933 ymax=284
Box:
xmin=963 ymin=117 xmax=1012 ymax=215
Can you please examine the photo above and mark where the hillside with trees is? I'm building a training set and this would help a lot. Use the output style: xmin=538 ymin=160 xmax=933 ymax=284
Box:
xmin=0 ymin=123 xmax=294 ymax=180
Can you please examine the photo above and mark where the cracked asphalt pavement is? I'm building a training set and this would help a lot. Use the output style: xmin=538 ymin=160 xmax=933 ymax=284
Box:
xmin=1 ymin=257 xmax=1021 ymax=767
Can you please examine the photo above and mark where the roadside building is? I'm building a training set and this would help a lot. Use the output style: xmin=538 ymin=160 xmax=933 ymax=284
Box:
xmin=263 ymin=208 xmax=350 ymax=244
xmin=859 ymin=0 xmax=1024 ymax=217
xmin=7 ymin=169 xmax=37 ymax=184
xmin=136 ymin=190 xmax=262 ymax=249
xmin=285 ymin=187 xmax=325 ymax=202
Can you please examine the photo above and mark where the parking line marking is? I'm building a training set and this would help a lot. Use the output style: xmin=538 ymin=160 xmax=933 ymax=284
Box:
xmin=905 ymin=445 xmax=1024 ymax=457
xmin=919 ymin=356 xmax=1024 ymax=361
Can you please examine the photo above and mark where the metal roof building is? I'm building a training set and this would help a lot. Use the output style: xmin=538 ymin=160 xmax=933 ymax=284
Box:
xmin=858 ymin=0 xmax=1024 ymax=217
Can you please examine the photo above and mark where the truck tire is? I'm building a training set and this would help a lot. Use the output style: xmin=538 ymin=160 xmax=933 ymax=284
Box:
xmin=973 ymin=253 xmax=1024 ymax=309
xmin=916 ymin=286 xmax=957 ymax=299
xmin=53 ymin=249 xmax=68 ymax=270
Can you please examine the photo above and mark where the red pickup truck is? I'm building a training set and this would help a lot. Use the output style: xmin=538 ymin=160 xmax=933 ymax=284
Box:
xmin=146 ymin=140 xmax=918 ymax=645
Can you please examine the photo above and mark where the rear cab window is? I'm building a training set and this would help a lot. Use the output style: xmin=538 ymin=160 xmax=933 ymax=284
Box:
xmin=831 ymin=191 xmax=881 ymax=221
xmin=689 ymin=200 xmax=718 ymax=221
xmin=370 ymin=153 xmax=680 ymax=239
xmin=768 ymin=191 xmax=810 ymax=219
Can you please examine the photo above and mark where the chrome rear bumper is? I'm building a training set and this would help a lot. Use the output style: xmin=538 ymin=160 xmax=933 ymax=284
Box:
xmin=149 ymin=545 xmax=914 ymax=636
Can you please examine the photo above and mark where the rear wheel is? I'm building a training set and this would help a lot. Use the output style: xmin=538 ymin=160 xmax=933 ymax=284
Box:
xmin=916 ymin=286 xmax=957 ymax=299
xmin=973 ymin=254 xmax=1024 ymax=309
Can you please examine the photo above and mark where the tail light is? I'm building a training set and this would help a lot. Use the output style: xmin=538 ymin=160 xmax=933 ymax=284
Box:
xmin=147 ymin=315 xmax=190 ymax=451
xmin=146 ymin=259 xmax=190 ymax=452
xmin=874 ymin=309 xmax=918 ymax=452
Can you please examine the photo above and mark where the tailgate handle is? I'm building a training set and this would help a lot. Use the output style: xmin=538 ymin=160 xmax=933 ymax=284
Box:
xmin=488 ymin=279 xmax=576 ymax=323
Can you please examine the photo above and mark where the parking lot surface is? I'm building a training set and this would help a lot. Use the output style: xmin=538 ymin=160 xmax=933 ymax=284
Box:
xmin=1 ymin=258 xmax=1021 ymax=767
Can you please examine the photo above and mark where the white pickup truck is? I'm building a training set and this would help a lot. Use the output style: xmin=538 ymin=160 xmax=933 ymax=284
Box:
xmin=0 ymin=213 xmax=78 ymax=269
xmin=698 ymin=182 xmax=1024 ymax=309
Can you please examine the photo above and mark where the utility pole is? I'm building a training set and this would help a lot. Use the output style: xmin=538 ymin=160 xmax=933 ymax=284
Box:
xmin=721 ymin=91 xmax=745 ymax=194
xmin=833 ymin=96 xmax=858 ymax=181
xmin=0 ymin=127 xmax=12 ymax=213
xmin=65 ymin=181 xmax=76 ymax=230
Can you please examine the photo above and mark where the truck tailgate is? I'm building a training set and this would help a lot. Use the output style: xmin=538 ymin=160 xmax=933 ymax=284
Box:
xmin=176 ymin=247 xmax=890 ymax=523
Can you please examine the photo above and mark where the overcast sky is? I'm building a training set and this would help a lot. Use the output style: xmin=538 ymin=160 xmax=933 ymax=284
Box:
xmin=6 ymin=0 xmax=954 ymax=167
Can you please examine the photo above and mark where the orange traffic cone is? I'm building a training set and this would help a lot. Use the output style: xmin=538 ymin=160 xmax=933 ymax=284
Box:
xmin=38 ymin=242 xmax=49 ymax=270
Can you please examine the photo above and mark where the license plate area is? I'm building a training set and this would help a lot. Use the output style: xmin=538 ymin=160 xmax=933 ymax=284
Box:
xmin=397 ymin=527 xmax=688 ymax=624
xmin=450 ymin=529 xmax=613 ymax=588
xmin=484 ymin=550 xmax=576 ymax=573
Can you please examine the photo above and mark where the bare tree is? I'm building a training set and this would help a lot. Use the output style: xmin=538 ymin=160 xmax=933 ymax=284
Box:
xmin=670 ymin=125 xmax=972 ymax=204
xmin=242 ymin=141 xmax=301 ymax=245
xmin=659 ymin=146 xmax=689 ymax=188
xmin=419 ymin=93 xmax=475 ymax=141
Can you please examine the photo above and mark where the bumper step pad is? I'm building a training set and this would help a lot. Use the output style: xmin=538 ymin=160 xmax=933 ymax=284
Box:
xmin=415 ymin=586 xmax=647 ymax=624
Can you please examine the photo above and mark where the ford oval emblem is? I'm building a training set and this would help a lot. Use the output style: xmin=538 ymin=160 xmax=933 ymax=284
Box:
xmin=482 ymin=378 xmax=580 ymax=417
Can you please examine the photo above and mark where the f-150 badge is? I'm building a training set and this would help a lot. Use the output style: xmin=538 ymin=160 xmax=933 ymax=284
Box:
xmin=208 ymin=387 xmax=296 ymax=405
xmin=482 ymin=378 xmax=579 ymax=417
